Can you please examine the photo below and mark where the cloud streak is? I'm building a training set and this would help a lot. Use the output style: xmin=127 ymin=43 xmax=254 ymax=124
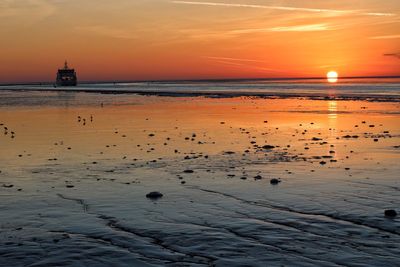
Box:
xmin=0 ymin=0 xmax=56 ymax=20
xmin=75 ymin=25 xmax=137 ymax=40
xmin=205 ymin=56 xmax=279 ymax=72
xmin=171 ymin=1 xmax=395 ymax=17
xmin=384 ymin=52 xmax=400 ymax=59
xmin=204 ymin=56 xmax=266 ymax=63
xmin=269 ymin=24 xmax=329 ymax=32
xmin=227 ymin=24 xmax=330 ymax=34
xmin=370 ymin=35 xmax=400 ymax=40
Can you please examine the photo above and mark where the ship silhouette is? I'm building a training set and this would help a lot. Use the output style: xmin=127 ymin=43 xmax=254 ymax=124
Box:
xmin=56 ymin=61 xmax=77 ymax=86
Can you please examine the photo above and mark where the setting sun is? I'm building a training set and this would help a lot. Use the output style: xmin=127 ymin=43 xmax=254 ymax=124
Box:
xmin=327 ymin=71 xmax=339 ymax=83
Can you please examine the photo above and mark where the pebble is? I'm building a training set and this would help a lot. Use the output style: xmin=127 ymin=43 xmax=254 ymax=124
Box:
xmin=270 ymin=178 xmax=281 ymax=185
xmin=146 ymin=191 xmax=163 ymax=199
xmin=384 ymin=209 xmax=397 ymax=218
xmin=262 ymin=145 xmax=275 ymax=150
xmin=254 ymin=175 xmax=262 ymax=180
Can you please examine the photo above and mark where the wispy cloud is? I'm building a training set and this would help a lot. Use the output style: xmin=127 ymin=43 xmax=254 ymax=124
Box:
xmin=205 ymin=56 xmax=266 ymax=63
xmin=384 ymin=52 xmax=400 ymax=59
xmin=269 ymin=24 xmax=329 ymax=32
xmin=318 ymin=64 xmax=345 ymax=69
xmin=75 ymin=26 xmax=136 ymax=40
xmin=171 ymin=1 xmax=395 ymax=17
xmin=205 ymin=56 xmax=279 ymax=72
xmin=365 ymin=12 xmax=394 ymax=17
xmin=370 ymin=34 xmax=400 ymax=40
xmin=227 ymin=23 xmax=330 ymax=34
xmin=0 ymin=0 xmax=56 ymax=20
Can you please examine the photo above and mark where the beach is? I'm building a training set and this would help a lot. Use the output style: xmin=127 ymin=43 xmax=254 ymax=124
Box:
xmin=0 ymin=86 xmax=399 ymax=266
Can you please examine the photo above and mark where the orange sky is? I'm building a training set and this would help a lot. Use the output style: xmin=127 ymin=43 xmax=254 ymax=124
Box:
xmin=0 ymin=0 xmax=399 ymax=83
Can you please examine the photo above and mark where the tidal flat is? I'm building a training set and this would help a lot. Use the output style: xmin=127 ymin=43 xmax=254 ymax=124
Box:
xmin=0 ymin=91 xmax=399 ymax=266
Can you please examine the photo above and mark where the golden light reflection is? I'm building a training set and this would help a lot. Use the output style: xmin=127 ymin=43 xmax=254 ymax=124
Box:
xmin=327 ymin=100 xmax=338 ymax=158
xmin=327 ymin=71 xmax=338 ymax=83
xmin=328 ymin=100 xmax=338 ymax=119
xmin=1 ymin=96 xmax=399 ymax=170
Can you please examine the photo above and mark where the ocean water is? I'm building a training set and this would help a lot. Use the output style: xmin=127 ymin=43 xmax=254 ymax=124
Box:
xmin=1 ymin=77 xmax=400 ymax=101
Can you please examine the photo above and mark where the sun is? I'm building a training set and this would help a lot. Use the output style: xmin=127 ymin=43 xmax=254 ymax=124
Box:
xmin=327 ymin=71 xmax=338 ymax=83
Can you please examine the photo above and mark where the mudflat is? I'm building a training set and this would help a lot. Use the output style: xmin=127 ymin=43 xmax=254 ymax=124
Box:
xmin=0 ymin=90 xmax=399 ymax=266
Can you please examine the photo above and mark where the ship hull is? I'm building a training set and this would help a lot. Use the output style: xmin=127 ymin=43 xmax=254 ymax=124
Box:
xmin=56 ymin=80 xmax=77 ymax=86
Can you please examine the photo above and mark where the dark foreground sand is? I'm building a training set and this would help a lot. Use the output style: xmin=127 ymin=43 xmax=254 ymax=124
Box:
xmin=0 ymin=91 xmax=399 ymax=266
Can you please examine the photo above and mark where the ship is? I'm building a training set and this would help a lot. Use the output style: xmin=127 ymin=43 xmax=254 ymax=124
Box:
xmin=56 ymin=61 xmax=77 ymax=86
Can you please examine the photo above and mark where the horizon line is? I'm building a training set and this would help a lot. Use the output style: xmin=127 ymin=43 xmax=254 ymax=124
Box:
xmin=1 ymin=75 xmax=400 ymax=86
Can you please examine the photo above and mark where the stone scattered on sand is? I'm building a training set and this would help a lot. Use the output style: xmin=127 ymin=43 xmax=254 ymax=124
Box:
xmin=262 ymin=145 xmax=275 ymax=150
xmin=384 ymin=209 xmax=397 ymax=218
xmin=270 ymin=178 xmax=281 ymax=185
xmin=146 ymin=191 xmax=163 ymax=199
xmin=183 ymin=169 xmax=194 ymax=173
xmin=254 ymin=175 xmax=262 ymax=180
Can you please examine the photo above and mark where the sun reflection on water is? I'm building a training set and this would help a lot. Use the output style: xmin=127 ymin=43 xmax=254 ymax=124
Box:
xmin=328 ymin=100 xmax=337 ymax=119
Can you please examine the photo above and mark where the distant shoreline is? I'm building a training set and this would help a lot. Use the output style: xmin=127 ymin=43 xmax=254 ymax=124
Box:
xmin=1 ymin=87 xmax=399 ymax=103
xmin=1 ymin=76 xmax=399 ymax=102
xmin=1 ymin=75 xmax=400 ymax=87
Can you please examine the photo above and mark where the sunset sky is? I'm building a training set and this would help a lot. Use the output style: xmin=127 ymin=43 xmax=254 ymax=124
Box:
xmin=0 ymin=0 xmax=399 ymax=83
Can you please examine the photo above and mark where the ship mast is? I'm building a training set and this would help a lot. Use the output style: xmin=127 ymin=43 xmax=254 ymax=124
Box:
xmin=64 ymin=60 xmax=69 ymax=69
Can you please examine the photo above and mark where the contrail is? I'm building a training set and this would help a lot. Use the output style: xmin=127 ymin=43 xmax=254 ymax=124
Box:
xmin=171 ymin=1 xmax=395 ymax=17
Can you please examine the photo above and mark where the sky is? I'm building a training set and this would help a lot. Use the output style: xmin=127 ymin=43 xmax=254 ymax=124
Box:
xmin=0 ymin=0 xmax=399 ymax=83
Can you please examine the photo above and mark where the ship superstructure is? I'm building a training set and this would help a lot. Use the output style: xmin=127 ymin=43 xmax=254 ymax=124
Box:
xmin=56 ymin=61 xmax=77 ymax=86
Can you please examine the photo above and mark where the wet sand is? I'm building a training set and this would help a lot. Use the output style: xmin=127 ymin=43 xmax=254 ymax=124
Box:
xmin=0 ymin=91 xmax=399 ymax=266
